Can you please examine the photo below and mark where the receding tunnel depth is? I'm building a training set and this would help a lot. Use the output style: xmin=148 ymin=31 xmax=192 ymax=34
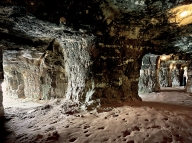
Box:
xmin=138 ymin=53 xmax=190 ymax=101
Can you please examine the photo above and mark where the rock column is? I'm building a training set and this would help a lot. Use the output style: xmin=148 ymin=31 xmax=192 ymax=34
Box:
xmin=159 ymin=62 xmax=169 ymax=87
xmin=186 ymin=63 xmax=192 ymax=93
xmin=138 ymin=54 xmax=159 ymax=93
xmin=0 ymin=46 xmax=4 ymax=116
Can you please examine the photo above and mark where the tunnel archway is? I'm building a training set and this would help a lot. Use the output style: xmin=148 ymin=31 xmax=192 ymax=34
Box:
xmin=138 ymin=53 xmax=191 ymax=104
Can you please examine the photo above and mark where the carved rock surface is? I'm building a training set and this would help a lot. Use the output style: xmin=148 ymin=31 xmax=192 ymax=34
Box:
xmin=1 ymin=0 xmax=192 ymax=115
xmin=138 ymin=54 xmax=159 ymax=93
xmin=0 ymin=6 xmax=144 ymax=111
xmin=0 ymin=6 xmax=96 ymax=111
xmin=159 ymin=62 xmax=169 ymax=87
xmin=0 ymin=47 xmax=3 ymax=116
xmin=186 ymin=63 xmax=192 ymax=93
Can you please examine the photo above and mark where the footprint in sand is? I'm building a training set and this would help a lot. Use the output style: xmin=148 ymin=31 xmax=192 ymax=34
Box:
xmin=83 ymin=125 xmax=90 ymax=129
xmin=122 ymin=130 xmax=131 ymax=137
xmin=84 ymin=130 xmax=88 ymax=133
xmin=69 ymin=137 xmax=77 ymax=142
xmin=98 ymin=126 xmax=105 ymax=130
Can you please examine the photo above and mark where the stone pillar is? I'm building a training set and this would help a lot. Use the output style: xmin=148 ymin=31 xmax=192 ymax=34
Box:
xmin=186 ymin=63 xmax=192 ymax=93
xmin=0 ymin=47 xmax=4 ymax=116
xmin=159 ymin=62 xmax=169 ymax=87
xmin=171 ymin=66 xmax=180 ymax=87
xmin=138 ymin=54 xmax=159 ymax=93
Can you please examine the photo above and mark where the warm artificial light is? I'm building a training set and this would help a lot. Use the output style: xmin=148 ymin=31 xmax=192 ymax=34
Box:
xmin=170 ymin=65 xmax=173 ymax=69
xmin=180 ymin=11 xmax=188 ymax=17
xmin=168 ymin=4 xmax=192 ymax=26
xmin=161 ymin=55 xmax=167 ymax=60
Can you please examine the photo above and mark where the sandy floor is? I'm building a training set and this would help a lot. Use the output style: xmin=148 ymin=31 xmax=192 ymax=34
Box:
xmin=1 ymin=88 xmax=192 ymax=143
xmin=139 ymin=87 xmax=192 ymax=107
xmin=3 ymin=95 xmax=48 ymax=108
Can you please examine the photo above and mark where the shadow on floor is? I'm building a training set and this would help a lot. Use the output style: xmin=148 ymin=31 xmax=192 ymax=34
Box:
xmin=0 ymin=116 xmax=13 ymax=143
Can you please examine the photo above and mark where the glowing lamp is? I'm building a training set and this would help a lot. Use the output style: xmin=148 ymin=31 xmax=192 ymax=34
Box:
xmin=161 ymin=55 xmax=166 ymax=60
xmin=180 ymin=11 xmax=188 ymax=17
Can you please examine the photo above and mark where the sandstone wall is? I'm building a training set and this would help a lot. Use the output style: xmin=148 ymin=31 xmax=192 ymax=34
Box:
xmin=138 ymin=54 xmax=160 ymax=93
xmin=0 ymin=47 xmax=4 ymax=116
xmin=0 ymin=7 xmax=98 ymax=110
xmin=0 ymin=0 xmax=192 ymax=111
xmin=159 ymin=62 xmax=169 ymax=87
xmin=93 ymin=43 xmax=143 ymax=104
xmin=186 ymin=63 xmax=192 ymax=93
xmin=0 ymin=6 xmax=144 ymax=109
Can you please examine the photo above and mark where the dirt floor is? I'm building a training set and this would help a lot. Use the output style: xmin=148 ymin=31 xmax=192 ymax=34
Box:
xmin=1 ymin=87 xmax=192 ymax=143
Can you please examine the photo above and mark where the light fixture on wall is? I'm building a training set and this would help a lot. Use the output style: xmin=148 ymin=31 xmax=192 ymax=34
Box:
xmin=161 ymin=55 xmax=167 ymax=60
xmin=180 ymin=11 xmax=188 ymax=17
xmin=170 ymin=64 xmax=173 ymax=69
xmin=169 ymin=4 xmax=192 ymax=26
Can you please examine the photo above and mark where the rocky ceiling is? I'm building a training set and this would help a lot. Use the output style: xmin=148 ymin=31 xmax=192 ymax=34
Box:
xmin=1 ymin=0 xmax=192 ymax=54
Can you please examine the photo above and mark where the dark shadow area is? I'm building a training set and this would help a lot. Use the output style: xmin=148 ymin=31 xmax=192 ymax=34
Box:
xmin=0 ymin=116 xmax=13 ymax=143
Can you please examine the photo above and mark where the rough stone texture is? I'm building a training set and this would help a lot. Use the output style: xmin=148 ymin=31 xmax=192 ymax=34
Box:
xmin=186 ymin=63 xmax=192 ymax=93
xmin=171 ymin=67 xmax=180 ymax=87
xmin=0 ymin=47 xmax=4 ymax=116
xmin=93 ymin=43 xmax=142 ymax=104
xmin=138 ymin=54 xmax=159 ymax=93
xmin=0 ymin=7 xmax=98 ymax=109
xmin=0 ymin=5 xmax=144 ymax=108
xmin=159 ymin=62 xmax=169 ymax=87
xmin=1 ymin=0 xmax=192 ymax=111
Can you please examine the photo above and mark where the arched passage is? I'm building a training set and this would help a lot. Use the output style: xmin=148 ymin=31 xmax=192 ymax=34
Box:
xmin=138 ymin=53 xmax=192 ymax=105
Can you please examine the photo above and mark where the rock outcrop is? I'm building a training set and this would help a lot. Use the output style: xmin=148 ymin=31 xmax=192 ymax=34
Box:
xmin=159 ymin=62 xmax=169 ymax=87
xmin=186 ymin=63 xmax=192 ymax=93
xmin=0 ymin=47 xmax=4 ymax=116
xmin=0 ymin=5 xmax=144 ymax=111
xmin=1 ymin=0 xmax=192 ymax=115
xmin=0 ymin=6 xmax=97 ymax=111
xmin=171 ymin=67 xmax=180 ymax=87
xmin=138 ymin=54 xmax=159 ymax=93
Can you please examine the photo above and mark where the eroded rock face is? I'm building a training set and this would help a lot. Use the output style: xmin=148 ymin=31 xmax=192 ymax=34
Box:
xmin=0 ymin=5 xmax=145 ymax=110
xmin=138 ymin=54 xmax=159 ymax=93
xmin=0 ymin=47 xmax=4 ymax=116
xmin=0 ymin=0 xmax=192 ymax=114
xmin=186 ymin=63 xmax=192 ymax=93
xmin=0 ymin=6 xmax=97 ymax=110
xmin=171 ymin=67 xmax=180 ymax=87
xmin=159 ymin=62 xmax=169 ymax=87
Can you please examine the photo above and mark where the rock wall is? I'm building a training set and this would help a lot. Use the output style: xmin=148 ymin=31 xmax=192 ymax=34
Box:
xmin=0 ymin=7 xmax=97 ymax=109
xmin=159 ymin=62 xmax=169 ymax=87
xmin=138 ymin=54 xmax=159 ymax=93
xmin=0 ymin=47 xmax=4 ymax=116
xmin=186 ymin=63 xmax=192 ymax=93
xmin=171 ymin=67 xmax=180 ymax=87
xmin=0 ymin=0 xmax=192 ymax=110
xmin=93 ymin=43 xmax=142 ymax=104
xmin=2 ymin=38 xmax=95 ymax=102
xmin=0 ymin=6 xmax=147 ymax=108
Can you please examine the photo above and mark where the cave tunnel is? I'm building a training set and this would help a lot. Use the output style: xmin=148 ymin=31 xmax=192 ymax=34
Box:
xmin=138 ymin=53 xmax=192 ymax=104
xmin=1 ymin=1 xmax=192 ymax=143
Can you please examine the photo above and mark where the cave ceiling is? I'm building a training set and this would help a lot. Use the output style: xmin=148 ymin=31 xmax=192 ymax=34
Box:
xmin=0 ymin=0 xmax=192 ymax=55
